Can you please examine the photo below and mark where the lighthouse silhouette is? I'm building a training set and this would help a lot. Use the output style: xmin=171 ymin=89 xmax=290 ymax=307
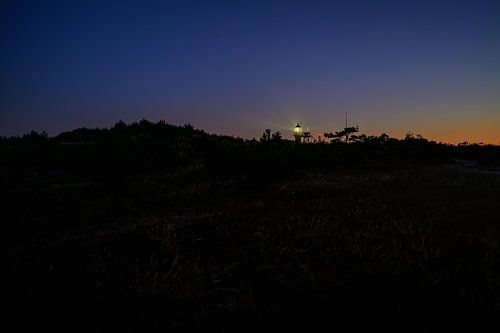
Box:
xmin=293 ymin=123 xmax=303 ymax=144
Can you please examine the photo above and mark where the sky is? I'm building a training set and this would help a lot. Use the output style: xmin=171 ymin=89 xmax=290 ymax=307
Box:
xmin=1 ymin=0 xmax=500 ymax=143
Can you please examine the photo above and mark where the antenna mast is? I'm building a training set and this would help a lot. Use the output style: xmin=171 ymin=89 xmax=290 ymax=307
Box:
xmin=345 ymin=112 xmax=348 ymax=128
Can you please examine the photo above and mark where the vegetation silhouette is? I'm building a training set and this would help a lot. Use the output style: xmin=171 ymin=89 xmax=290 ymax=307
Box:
xmin=2 ymin=119 xmax=500 ymax=332
xmin=325 ymin=125 xmax=359 ymax=143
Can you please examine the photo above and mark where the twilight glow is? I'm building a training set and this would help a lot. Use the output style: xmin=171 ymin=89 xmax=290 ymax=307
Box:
xmin=1 ymin=0 xmax=499 ymax=144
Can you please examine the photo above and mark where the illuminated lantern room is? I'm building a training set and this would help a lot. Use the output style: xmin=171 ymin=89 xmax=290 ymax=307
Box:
xmin=294 ymin=123 xmax=303 ymax=134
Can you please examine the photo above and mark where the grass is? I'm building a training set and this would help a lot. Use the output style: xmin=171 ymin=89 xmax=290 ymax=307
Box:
xmin=4 ymin=162 xmax=500 ymax=331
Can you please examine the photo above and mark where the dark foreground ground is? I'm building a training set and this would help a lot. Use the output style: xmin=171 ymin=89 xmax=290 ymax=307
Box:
xmin=2 ymin=123 xmax=500 ymax=331
xmin=4 ymin=165 xmax=500 ymax=331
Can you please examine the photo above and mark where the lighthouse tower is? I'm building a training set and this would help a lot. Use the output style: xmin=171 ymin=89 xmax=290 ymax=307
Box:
xmin=294 ymin=123 xmax=303 ymax=144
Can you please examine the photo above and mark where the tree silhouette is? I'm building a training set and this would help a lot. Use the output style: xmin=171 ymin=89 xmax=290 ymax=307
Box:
xmin=260 ymin=129 xmax=282 ymax=143
xmin=271 ymin=131 xmax=282 ymax=141
xmin=325 ymin=126 xmax=359 ymax=143
xmin=260 ymin=129 xmax=272 ymax=143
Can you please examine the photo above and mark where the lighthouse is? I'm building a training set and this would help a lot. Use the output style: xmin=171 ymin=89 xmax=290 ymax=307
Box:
xmin=294 ymin=123 xmax=303 ymax=144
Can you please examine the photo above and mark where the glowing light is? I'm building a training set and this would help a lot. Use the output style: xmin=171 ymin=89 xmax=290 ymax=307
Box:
xmin=294 ymin=123 xmax=303 ymax=134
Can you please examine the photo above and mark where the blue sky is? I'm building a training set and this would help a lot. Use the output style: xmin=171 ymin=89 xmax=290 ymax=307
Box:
xmin=1 ymin=0 xmax=500 ymax=143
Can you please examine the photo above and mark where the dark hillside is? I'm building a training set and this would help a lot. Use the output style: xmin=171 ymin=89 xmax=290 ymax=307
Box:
xmin=2 ymin=120 xmax=500 ymax=332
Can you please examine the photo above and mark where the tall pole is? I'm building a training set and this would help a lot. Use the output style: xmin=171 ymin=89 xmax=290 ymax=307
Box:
xmin=345 ymin=112 xmax=348 ymax=128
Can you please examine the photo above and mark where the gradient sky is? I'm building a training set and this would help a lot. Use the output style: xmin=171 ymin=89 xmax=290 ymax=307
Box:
xmin=1 ymin=0 xmax=500 ymax=143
